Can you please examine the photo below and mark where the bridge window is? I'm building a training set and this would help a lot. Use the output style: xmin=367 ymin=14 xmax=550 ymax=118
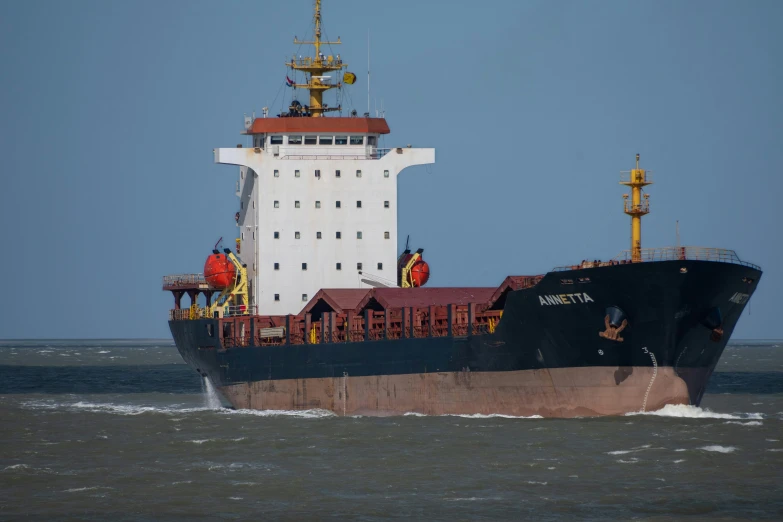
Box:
xmin=270 ymin=136 xmax=283 ymax=145
xmin=368 ymin=136 xmax=377 ymax=146
xmin=274 ymin=201 xmax=279 ymax=208
xmin=274 ymin=263 xmax=279 ymax=270
xmin=302 ymin=263 xmax=307 ymax=271
xmin=377 ymin=263 xmax=383 ymax=270
xmin=357 ymin=231 xmax=362 ymax=239
xmin=288 ymin=135 xmax=302 ymax=145
xmin=350 ymin=136 xmax=364 ymax=145
xmin=384 ymin=170 xmax=390 ymax=178
xmin=274 ymin=231 xmax=279 ymax=239
xmin=356 ymin=170 xmax=362 ymax=178
xmin=317 ymin=231 xmax=322 ymax=239
xmin=315 ymin=169 xmax=321 ymax=179
xmin=357 ymin=262 xmax=362 ymax=270
xmin=335 ymin=170 xmax=341 ymax=178
xmin=304 ymin=135 xmax=317 ymax=145
xmin=295 ymin=170 xmax=300 ymax=178
xmin=384 ymin=231 xmax=390 ymax=239
xmin=336 ymin=262 xmax=341 ymax=270
xmin=302 ymin=294 xmax=308 ymax=302
xmin=319 ymin=136 xmax=333 ymax=145
xmin=274 ymin=294 xmax=280 ymax=301
xmin=274 ymin=170 xmax=279 ymax=177
xmin=336 ymin=201 xmax=341 ymax=208
xmin=295 ymin=201 xmax=300 ymax=208
xmin=315 ymin=201 xmax=321 ymax=208
xmin=295 ymin=231 xmax=300 ymax=239
xmin=384 ymin=201 xmax=389 ymax=208
xmin=356 ymin=201 xmax=362 ymax=208
xmin=336 ymin=231 xmax=341 ymax=239
xmin=335 ymin=136 xmax=348 ymax=145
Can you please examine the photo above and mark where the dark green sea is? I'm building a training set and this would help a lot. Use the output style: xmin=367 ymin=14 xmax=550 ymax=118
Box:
xmin=1 ymin=340 xmax=781 ymax=520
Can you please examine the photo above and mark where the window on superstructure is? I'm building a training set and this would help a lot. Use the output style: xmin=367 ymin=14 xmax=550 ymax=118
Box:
xmin=289 ymin=135 xmax=302 ymax=145
xmin=274 ymin=263 xmax=279 ymax=270
xmin=384 ymin=170 xmax=390 ymax=178
xmin=241 ymin=232 xmax=244 ymax=240
xmin=295 ymin=170 xmax=300 ymax=178
xmin=274 ymin=231 xmax=279 ymax=239
xmin=302 ymin=263 xmax=307 ymax=271
xmin=315 ymin=201 xmax=321 ymax=208
xmin=315 ymin=169 xmax=321 ymax=179
xmin=356 ymin=170 xmax=362 ymax=178
xmin=357 ymin=231 xmax=362 ymax=239
xmin=336 ymin=201 xmax=341 ymax=208
xmin=252 ymin=200 xmax=255 ymax=209
xmin=357 ymin=262 xmax=363 ymax=270
xmin=335 ymin=170 xmax=341 ymax=178
xmin=304 ymin=136 xmax=317 ymax=145
xmin=384 ymin=201 xmax=389 ymax=208
xmin=274 ymin=170 xmax=279 ymax=177
xmin=319 ymin=136 xmax=333 ymax=145
xmin=350 ymin=136 xmax=364 ymax=145
xmin=368 ymin=136 xmax=377 ymax=146
xmin=356 ymin=201 xmax=362 ymax=208
xmin=302 ymin=294 xmax=308 ymax=302
xmin=384 ymin=231 xmax=390 ymax=239
xmin=295 ymin=201 xmax=300 ymax=208
xmin=274 ymin=294 xmax=280 ymax=301
xmin=317 ymin=231 xmax=322 ymax=239
xmin=335 ymin=136 xmax=348 ymax=145
xmin=336 ymin=231 xmax=341 ymax=239
xmin=377 ymin=263 xmax=383 ymax=270
xmin=240 ymin=201 xmax=243 ymax=209
xmin=295 ymin=231 xmax=300 ymax=239
xmin=274 ymin=201 xmax=279 ymax=208
xmin=270 ymin=136 xmax=283 ymax=145
xmin=336 ymin=262 xmax=341 ymax=270
xmin=252 ymin=231 xmax=255 ymax=240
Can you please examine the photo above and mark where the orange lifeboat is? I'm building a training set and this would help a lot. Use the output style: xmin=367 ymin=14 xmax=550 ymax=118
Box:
xmin=204 ymin=250 xmax=236 ymax=289
xmin=410 ymin=259 xmax=430 ymax=287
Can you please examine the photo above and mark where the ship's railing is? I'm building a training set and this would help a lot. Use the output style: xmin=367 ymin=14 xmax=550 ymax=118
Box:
xmin=620 ymin=171 xmax=654 ymax=184
xmin=169 ymin=305 xmax=257 ymax=321
xmin=162 ymin=274 xmax=209 ymax=290
xmin=278 ymin=147 xmax=391 ymax=160
xmin=553 ymin=246 xmax=760 ymax=271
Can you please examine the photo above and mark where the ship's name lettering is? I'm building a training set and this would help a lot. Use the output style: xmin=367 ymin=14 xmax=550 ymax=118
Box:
xmin=539 ymin=293 xmax=594 ymax=306
xmin=728 ymin=292 xmax=749 ymax=304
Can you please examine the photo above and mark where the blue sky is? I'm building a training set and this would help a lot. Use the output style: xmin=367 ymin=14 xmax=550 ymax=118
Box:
xmin=0 ymin=0 xmax=781 ymax=339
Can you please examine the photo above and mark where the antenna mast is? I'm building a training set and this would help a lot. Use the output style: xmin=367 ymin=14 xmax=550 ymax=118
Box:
xmin=367 ymin=29 xmax=371 ymax=114
xmin=288 ymin=0 xmax=347 ymax=117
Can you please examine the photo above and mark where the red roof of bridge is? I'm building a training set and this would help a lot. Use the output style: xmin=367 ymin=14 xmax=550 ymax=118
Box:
xmin=247 ymin=117 xmax=390 ymax=135
xmin=354 ymin=287 xmax=496 ymax=313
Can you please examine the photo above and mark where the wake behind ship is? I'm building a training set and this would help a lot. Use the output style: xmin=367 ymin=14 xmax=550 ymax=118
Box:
xmin=162 ymin=0 xmax=762 ymax=417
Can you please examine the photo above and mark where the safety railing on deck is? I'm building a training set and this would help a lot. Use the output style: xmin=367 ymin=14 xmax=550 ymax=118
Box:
xmin=553 ymin=246 xmax=759 ymax=271
xmin=162 ymin=274 xmax=208 ymax=289
xmin=168 ymin=305 xmax=257 ymax=321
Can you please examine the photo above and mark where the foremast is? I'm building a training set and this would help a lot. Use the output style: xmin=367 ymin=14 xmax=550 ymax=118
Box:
xmin=287 ymin=0 xmax=349 ymax=117
xmin=621 ymin=154 xmax=652 ymax=262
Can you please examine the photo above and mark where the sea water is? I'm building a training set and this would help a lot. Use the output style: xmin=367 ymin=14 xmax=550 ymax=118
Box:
xmin=1 ymin=339 xmax=781 ymax=520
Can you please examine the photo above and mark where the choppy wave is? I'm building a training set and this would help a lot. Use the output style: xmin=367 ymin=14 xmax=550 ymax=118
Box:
xmin=403 ymin=412 xmax=543 ymax=419
xmin=626 ymin=404 xmax=763 ymax=420
xmin=699 ymin=445 xmax=737 ymax=453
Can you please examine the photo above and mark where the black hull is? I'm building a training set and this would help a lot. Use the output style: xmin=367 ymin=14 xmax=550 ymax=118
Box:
xmin=169 ymin=260 xmax=761 ymax=415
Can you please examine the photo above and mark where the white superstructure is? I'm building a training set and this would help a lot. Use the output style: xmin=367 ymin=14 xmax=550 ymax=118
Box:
xmin=214 ymin=124 xmax=434 ymax=315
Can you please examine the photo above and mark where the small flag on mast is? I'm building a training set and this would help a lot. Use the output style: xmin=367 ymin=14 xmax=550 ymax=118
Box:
xmin=286 ymin=76 xmax=294 ymax=87
xmin=342 ymin=72 xmax=357 ymax=85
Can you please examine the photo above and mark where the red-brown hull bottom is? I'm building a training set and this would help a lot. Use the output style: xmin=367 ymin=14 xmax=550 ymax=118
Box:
xmin=218 ymin=366 xmax=693 ymax=418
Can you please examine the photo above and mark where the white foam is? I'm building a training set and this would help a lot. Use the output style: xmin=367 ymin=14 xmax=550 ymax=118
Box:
xmin=3 ymin=464 xmax=29 ymax=471
xmin=673 ymin=459 xmax=686 ymax=464
xmin=97 ymin=351 xmax=110 ymax=354
xmin=626 ymin=404 xmax=762 ymax=420
xmin=221 ymin=408 xmax=336 ymax=419
xmin=403 ymin=412 xmax=427 ymax=417
xmin=767 ymin=449 xmax=783 ymax=452
xmin=724 ymin=421 xmax=763 ymax=426
xmin=187 ymin=439 xmax=212 ymax=444
xmin=447 ymin=413 xmax=544 ymax=419
xmin=22 ymin=399 xmax=213 ymax=416
xmin=617 ymin=458 xmax=639 ymax=464
xmin=699 ymin=445 xmax=737 ymax=453
xmin=607 ymin=450 xmax=632 ymax=455
xmin=527 ymin=481 xmax=548 ymax=485
xmin=63 ymin=486 xmax=112 ymax=493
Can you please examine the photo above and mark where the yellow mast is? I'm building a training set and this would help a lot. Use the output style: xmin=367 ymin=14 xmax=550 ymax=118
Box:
xmin=288 ymin=0 xmax=347 ymax=117
xmin=620 ymin=154 xmax=652 ymax=262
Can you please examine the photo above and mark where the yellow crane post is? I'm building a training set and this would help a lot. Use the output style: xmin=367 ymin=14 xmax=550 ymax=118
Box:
xmin=620 ymin=154 xmax=652 ymax=262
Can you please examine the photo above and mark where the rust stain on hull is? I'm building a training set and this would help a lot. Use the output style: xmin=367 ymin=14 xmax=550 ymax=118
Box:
xmin=218 ymin=366 xmax=689 ymax=418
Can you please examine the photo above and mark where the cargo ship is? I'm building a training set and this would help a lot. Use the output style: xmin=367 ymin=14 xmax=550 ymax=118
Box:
xmin=163 ymin=0 xmax=762 ymax=417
